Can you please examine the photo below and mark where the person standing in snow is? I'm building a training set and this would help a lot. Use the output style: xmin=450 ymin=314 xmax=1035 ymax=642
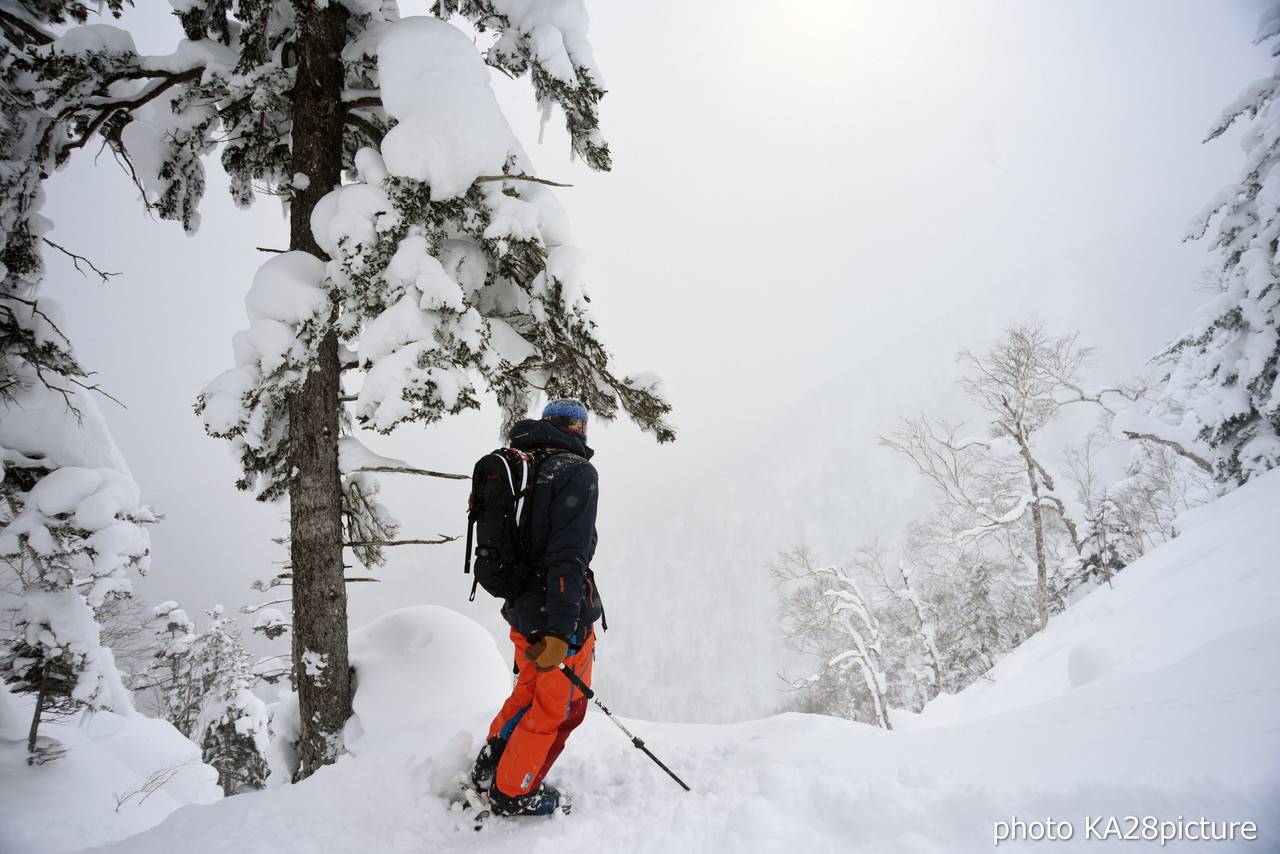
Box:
xmin=469 ymin=398 xmax=602 ymax=816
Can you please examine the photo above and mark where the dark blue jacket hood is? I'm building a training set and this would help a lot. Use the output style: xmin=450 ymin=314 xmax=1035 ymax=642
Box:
xmin=508 ymin=418 xmax=594 ymax=460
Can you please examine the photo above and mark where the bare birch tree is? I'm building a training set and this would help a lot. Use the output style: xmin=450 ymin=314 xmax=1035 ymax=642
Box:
xmin=883 ymin=321 xmax=1091 ymax=629
xmin=770 ymin=547 xmax=893 ymax=729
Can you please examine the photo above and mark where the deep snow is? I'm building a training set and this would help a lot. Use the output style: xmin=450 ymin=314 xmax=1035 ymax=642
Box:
xmin=3 ymin=470 xmax=1279 ymax=853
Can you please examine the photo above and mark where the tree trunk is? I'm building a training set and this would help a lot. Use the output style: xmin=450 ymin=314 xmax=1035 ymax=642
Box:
xmin=1022 ymin=446 xmax=1050 ymax=629
xmin=26 ymin=663 xmax=49 ymax=755
xmin=288 ymin=1 xmax=351 ymax=780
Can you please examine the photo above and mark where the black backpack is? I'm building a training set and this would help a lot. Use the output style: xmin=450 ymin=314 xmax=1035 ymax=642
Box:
xmin=464 ymin=447 xmax=560 ymax=601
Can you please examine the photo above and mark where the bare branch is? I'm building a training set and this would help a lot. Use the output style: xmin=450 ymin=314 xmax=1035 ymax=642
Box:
xmin=267 ymin=573 xmax=382 ymax=582
xmin=42 ymin=238 xmax=120 ymax=281
xmin=352 ymin=465 xmax=468 ymax=481
xmin=344 ymin=535 xmax=459 ymax=548
xmin=474 ymin=174 xmax=573 ymax=188
xmin=113 ymin=760 xmax=198 ymax=811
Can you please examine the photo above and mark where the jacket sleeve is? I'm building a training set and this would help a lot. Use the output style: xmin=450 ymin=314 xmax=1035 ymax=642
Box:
xmin=541 ymin=460 xmax=598 ymax=637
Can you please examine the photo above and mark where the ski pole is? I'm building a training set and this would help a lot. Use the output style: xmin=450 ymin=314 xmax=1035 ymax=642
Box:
xmin=558 ymin=664 xmax=691 ymax=792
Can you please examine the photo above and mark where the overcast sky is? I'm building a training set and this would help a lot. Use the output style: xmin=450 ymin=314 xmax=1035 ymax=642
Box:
xmin=35 ymin=0 xmax=1276 ymax=717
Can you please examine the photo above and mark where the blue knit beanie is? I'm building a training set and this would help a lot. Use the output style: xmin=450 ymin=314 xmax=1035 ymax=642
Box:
xmin=542 ymin=398 xmax=589 ymax=422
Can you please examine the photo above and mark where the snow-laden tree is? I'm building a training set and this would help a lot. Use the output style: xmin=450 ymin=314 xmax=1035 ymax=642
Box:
xmin=132 ymin=601 xmax=200 ymax=734
xmin=0 ymin=340 xmax=152 ymax=763
xmin=1066 ymin=491 xmax=1133 ymax=593
xmin=1159 ymin=4 xmax=1280 ymax=490
xmin=3 ymin=0 xmax=673 ymax=779
xmin=883 ymin=322 xmax=1092 ymax=629
xmin=189 ymin=607 xmax=269 ymax=796
xmin=955 ymin=322 xmax=1090 ymax=624
xmin=879 ymin=557 xmax=941 ymax=712
xmin=771 ymin=548 xmax=893 ymax=729
xmin=133 ymin=603 xmax=268 ymax=795
xmin=900 ymin=509 xmax=1037 ymax=692
xmin=1109 ymin=441 xmax=1210 ymax=554
xmin=0 ymin=0 xmax=157 ymax=765
xmin=186 ymin=5 xmax=673 ymax=779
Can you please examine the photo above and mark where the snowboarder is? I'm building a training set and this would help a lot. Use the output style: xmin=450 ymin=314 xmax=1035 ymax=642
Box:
xmin=468 ymin=398 xmax=602 ymax=817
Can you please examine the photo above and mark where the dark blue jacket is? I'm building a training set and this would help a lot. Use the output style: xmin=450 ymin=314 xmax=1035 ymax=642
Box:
xmin=504 ymin=419 xmax=602 ymax=640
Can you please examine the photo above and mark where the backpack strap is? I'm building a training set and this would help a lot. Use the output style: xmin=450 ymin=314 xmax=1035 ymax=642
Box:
xmin=585 ymin=567 xmax=606 ymax=632
xmin=465 ymin=512 xmax=478 ymax=601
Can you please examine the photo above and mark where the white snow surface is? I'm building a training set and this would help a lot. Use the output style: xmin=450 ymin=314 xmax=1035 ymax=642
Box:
xmin=0 ymin=689 xmax=221 ymax=854
xmin=5 ymin=473 xmax=1279 ymax=852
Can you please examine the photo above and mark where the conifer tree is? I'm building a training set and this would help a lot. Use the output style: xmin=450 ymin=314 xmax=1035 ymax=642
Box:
xmin=4 ymin=0 xmax=673 ymax=779
xmin=1161 ymin=5 xmax=1280 ymax=489
xmin=1 ymin=0 xmax=162 ymax=764
xmin=1069 ymin=492 xmax=1134 ymax=592
xmin=134 ymin=603 xmax=268 ymax=794
xmin=136 ymin=602 xmax=200 ymax=736
xmin=189 ymin=608 xmax=269 ymax=796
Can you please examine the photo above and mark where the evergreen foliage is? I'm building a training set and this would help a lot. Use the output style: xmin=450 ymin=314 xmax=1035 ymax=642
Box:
xmin=1 ymin=0 xmax=672 ymax=779
xmin=1161 ymin=5 xmax=1280 ymax=489
xmin=134 ymin=603 xmax=268 ymax=795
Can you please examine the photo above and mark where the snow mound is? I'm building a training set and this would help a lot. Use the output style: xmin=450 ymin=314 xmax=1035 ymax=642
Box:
xmin=0 ymin=688 xmax=220 ymax=854
xmin=343 ymin=604 xmax=510 ymax=757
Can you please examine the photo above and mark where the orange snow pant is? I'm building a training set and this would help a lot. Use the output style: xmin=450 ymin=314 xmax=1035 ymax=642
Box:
xmin=487 ymin=626 xmax=594 ymax=796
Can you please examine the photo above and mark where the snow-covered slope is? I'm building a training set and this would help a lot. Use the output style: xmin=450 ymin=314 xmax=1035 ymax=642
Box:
xmin=0 ymin=694 xmax=220 ymax=853
xmin=5 ymin=471 xmax=1277 ymax=853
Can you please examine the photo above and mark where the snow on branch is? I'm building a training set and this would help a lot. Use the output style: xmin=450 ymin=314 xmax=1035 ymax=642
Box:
xmin=40 ymin=66 xmax=205 ymax=165
xmin=0 ymin=9 xmax=55 ymax=48
xmin=337 ymin=437 xmax=467 ymax=480
xmin=474 ymin=173 xmax=572 ymax=188
xmin=350 ymin=465 xmax=468 ymax=480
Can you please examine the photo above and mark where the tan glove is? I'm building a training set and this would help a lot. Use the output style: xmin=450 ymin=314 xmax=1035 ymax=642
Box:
xmin=525 ymin=634 xmax=569 ymax=673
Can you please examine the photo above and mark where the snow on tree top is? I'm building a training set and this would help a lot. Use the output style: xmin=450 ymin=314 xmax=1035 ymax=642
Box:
xmin=49 ymin=24 xmax=137 ymax=55
xmin=244 ymin=253 xmax=328 ymax=327
xmin=484 ymin=0 xmax=606 ymax=88
xmin=377 ymin=17 xmax=520 ymax=200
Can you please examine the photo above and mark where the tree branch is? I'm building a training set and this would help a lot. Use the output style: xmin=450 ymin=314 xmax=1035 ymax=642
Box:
xmin=45 ymin=66 xmax=204 ymax=163
xmin=474 ymin=174 xmax=573 ymax=188
xmin=1120 ymin=431 xmax=1213 ymax=474
xmin=344 ymin=110 xmax=384 ymax=148
xmin=345 ymin=535 xmax=459 ymax=548
xmin=42 ymin=238 xmax=120 ymax=281
xmin=0 ymin=9 xmax=54 ymax=47
xmin=343 ymin=95 xmax=382 ymax=110
xmin=352 ymin=465 xmax=468 ymax=481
